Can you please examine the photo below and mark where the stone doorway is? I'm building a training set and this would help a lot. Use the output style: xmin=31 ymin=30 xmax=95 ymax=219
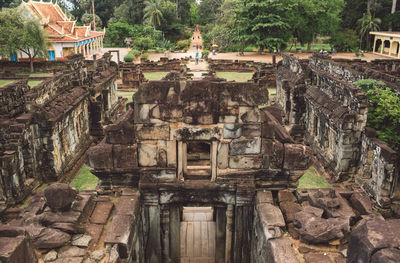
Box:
xmin=185 ymin=141 xmax=211 ymax=179
xmin=180 ymin=207 xmax=216 ymax=263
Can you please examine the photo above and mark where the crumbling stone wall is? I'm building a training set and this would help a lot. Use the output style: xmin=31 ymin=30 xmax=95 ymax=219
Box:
xmin=208 ymin=59 xmax=260 ymax=72
xmin=0 ymin=53 xmax=122 ymax=205
xmin=276 ymin=53 xmax=399 ymax=206
xmin=0 ymin=60 xmax=68 ymax=73
xmin=357 ymin=129 xmax=399 ymax=206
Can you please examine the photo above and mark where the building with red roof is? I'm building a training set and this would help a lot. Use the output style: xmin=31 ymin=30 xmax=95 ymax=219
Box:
xmin=13 ymin=0 xmax=105 ymax=61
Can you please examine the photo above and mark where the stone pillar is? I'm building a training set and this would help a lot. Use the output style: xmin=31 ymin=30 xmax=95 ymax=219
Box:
xmin=216 ymin=206 xmax=227 ymax=263
xmin=211 ymin=141 xmax=218 ymax=182
xmin=161 ymin=207 xmax=170 ymax=262
xmin=169 ymin=205 xmax=180 ymax=262
xmin=225 ymin=205 xmax=233 ymax=263
xmin=389 ymin=40 xmax=393 ymax=56
xmin=178 ymin=141 xmax=184 ymax=181
xmin=145 ymin=205 xmax=162 ymax=263
xmin=183 ymin=142 xmax=187 ymax=174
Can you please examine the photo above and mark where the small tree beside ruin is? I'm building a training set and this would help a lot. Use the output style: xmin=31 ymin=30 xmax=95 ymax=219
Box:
xmin=0 ymin=9 xmax=47 ymax=72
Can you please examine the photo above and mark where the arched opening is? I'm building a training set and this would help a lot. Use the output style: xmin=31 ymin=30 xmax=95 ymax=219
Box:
xmin=375 ymin=39 xmax=382 ymax=52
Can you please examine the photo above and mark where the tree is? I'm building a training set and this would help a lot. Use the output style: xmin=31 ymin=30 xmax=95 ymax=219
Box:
xmin=289 ymin=0 xmax=344 ymax=52
xmin=189 ymin=2 xmax=199 ymax=26
xmin=235 ymin=0 xmax=291 ymax=52
xmin=143 ymin=0 xmax=164 ymax=29
xmin=105 ymin=22 xmax=134 ymax=46
xmin=81 ymin=13 xmax=103 ymax=29
xmin=0 ymin=9 xmax=47 ymax=72
xmin=357 ymin=12 xmax=381 ymax=49
xmin=389 ymin=0 xmax=397 ymax=30
xmin=198 ymin=0 xmax=224 ymax=25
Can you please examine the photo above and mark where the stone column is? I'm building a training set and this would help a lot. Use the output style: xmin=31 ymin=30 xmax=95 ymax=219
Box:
xmin=183 ymin=142 xmax=187 ymax=174
xmin=178 ymin=141 xmax=184 ymax=181
xmin=169 ymin=205 xmax=180 ymax=262
xmin=211 ymin=141 xmax=218 ymax=182
xmin=225 ymin=205 xmax=233 ymax=263
xmin=161 ymin=207 xmax=170 ymax=262
xmin=389 ymin=40 xmax=393 ymax=56
xmin=215 ymin=206 xmax=227 ymax=263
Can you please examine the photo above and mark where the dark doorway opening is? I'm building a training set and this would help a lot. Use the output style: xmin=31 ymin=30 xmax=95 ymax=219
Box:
xmin=185 ymin=141 xmax=211 ymax=179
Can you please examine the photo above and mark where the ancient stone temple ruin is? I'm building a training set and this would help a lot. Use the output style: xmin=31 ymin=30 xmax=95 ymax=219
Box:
xmin=1 ymin=54 xmax=400 ymax=263
xmin=0 ymin=53 xmax=123 ymax=205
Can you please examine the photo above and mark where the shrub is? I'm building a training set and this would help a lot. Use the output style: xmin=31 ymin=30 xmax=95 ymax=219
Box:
xmin=176 ymin=39 xmax=190 ymax=50
xmin=141 ymin=53 xmax=149 ymax=61
xmin=130 ymin=49 xmax=141 ymax=58
xmin=134 ymin=37 xmax=154 ymax=51
xmin=354 ymin=79 xmax=400 ymax=150
xmin=124 ymin=53 xmax=135 ymax=62
xmin=330 ymin=29 xmax=359 ymax=52
xmin=105 ymin=22 xmax=133 ymax=47
xmin=202 ymin=50 xmax=210 ymax=58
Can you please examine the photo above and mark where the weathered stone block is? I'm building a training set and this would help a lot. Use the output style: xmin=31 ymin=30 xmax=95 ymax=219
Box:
xmin=43 ymin=183 xmax=77 ymax=211
xmin=87 ymin=143 xmax=113 ymax=169
xmin=242 ymin=124 xmax=261 ymax=138
xmin=0 ymin=226 xmax=38 ymax=263
xmin=284 ymin=144 xmax=312 ymax=170
xmin=113 ymin=145 xmax=138 ymax=169
xmin=217 ymin=143 xmax=229 ymax=169
xmin=240 ymin=108 xmax=261 ymax=123
xmin=349 ymin=191 xmax=372 ymax=215
xmin=266 ymin=237 xmax=299 ymax=263
xmin=105 ymin=120 xmax=134 ymax=145
xmin=135 ymin=124 xmax=170 ymax=140
xmin=229 ymin=156 xmax=262 ymax=169
xmin=138 ymin=143 xmax=158 ymax=167
xmin=262 ymin=139 xmax=284 ymax=169
xmin=257 ymin=203 xmax=285 ymax=227
xmin=223 ymin=124 xmax=242 ymax=139
xmin=167 ymin=140 xmax=177 ymax=168
xmin=229 ymin=138 xmax=261 ymax=155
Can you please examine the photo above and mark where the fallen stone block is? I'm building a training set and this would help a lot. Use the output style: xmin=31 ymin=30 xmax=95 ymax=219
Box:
xmin=349 ymin=191 xmax=372 ymax=215
xmin=0 ymin=226 xmax=38 ymax=263
xmin=266 ymin=237 xmax=299 ymax=263
xmin=44 ymin=183 xmax=78 ymax=211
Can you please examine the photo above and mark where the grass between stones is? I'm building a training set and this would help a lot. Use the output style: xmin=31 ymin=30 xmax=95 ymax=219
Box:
xmin=143 ymin=72 xmax=169 ymax=81
xmin=0 ymin=79 xmax=14 ymax=87
xmin=298 ymin=166 xmax=331 ymax=189
xmin=28 ymin=80 xmax=43 ymax=88
xmin=70 ymin=165 xmax=98 ymax=191
xmin=215 ymin=72 xmax=254 ymax=82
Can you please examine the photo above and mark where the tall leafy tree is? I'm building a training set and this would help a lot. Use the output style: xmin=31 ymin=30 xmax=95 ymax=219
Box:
xmin=0 ymin=9 xmax=47 ymax=72
xmin=143 ymin=0 xmax=164 ymax=29
xmin=198 ymin=0 xmax=224 ymax=25
xmin=289 ymin=0 xmax=344 ymax=52
xmin=357 ymin=12 xmax=381 ymax=49
xmin=235 ymin=0 xmax=291 ymax=52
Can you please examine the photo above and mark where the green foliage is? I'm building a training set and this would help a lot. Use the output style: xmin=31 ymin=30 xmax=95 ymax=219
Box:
xmin=0 ymin=8 xmax=47 ymax=72
xmin=298 ymin=167 xmax=331 ymax=189
xmin=124 ymin=53 xmax=135 ymax=62
xmin=357 ymin=12 xmax=381 ymax=49
xmin=70 ymin=165 xmax=98 ymax=191
xmin=141 ymin=52 xmax=149 ymax=61
xmin=234 ymin=0 xmax=291 ymax=52
xmin=354 ymin=79 xmax=400 ymax=150
xmin=130 ymin=49 xmax=141 ymax=58
xmin=81 ymin=13 xmax=103 ymax=29
xmin=330 ymin=29 xmax=359 ymax=52
xmin=144 ymin=0 xmax=164 ymax=29
xmin=198 ymin=0 xmax=224 ymax=25
xmin=202 ymin=49 xmax=210 ymax=58
xmin=134 ymin=37 xmax=154 ymax=50
xmin=105 ymin=22 xmax=134 ymax=46
xmin=176 ymin=39 xmax=190 ymax=50
xmin=189 ymin=3 xmax=199 ymax=26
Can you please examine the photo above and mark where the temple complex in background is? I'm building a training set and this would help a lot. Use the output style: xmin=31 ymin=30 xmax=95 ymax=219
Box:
xmin=8 ymin=0 xmax=105 ymax=61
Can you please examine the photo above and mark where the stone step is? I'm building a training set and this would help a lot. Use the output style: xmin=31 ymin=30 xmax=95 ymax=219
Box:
xmin=90 ymin=201 xmax=114 ymax=224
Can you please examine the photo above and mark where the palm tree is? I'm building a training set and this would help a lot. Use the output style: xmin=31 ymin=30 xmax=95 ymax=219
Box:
xmin=143 ymin=0 xmax=164 ymax=29
xmin=357 ymin=13 xmax=381 ymax=50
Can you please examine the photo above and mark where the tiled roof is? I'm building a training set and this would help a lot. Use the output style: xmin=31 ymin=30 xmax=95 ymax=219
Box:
xmin=23 ymin=0 xmax=104 ymax=43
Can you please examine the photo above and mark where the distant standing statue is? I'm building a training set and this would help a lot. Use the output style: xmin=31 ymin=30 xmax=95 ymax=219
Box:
xmin=124 ymin=37 xmax=134 ymax=48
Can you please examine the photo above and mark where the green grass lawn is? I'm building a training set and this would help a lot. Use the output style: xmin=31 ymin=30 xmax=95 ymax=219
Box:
xmin=70 ymin=165 xmax=98 ymax=191
xmin=28 ymin=80 xmax=43 ymax=88
xmin=0 ymin=79 xmax=15 ymax=87
xmin=19 ymin=72 xmax=53 ymax=77
xmin=285 ymin=43 xmax=331 ymax=53
xmin=298 ymin=166 xmax=331 ymax=189
xmin=118 ymin=90 xmax=136 ymax=104
xmin=143 ymin=72 xmax=169 ymax=81
xmin=216 ymin=72 xmax=254 ymax=82
xmin=268 ymin=88 xmax=276 ymax=99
